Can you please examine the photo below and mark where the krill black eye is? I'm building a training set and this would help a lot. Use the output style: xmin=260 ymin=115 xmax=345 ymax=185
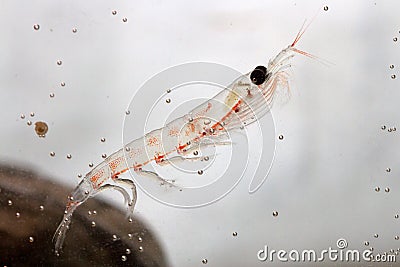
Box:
xmin=250 ymin=65 xmax=268 ymax=85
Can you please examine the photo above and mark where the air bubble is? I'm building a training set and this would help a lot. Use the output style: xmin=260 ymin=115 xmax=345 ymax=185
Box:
xmin=381 ymin=125 xmax=386 ymax=130
xmin=89 ymin=162 xmax=94 ymax=167
xmin=50 ymin=151 xmax=56 ymax=157
xmin=323 ymin=6 xmax=328 ymax=11
xmin=204 ymin=119 xmax=211 ymax=125
xmin=198 ymin=170 xmax=204 ymax=175
xmin=391 ymin=74 xmax=396 ymax=79
xmin=278 ymin=135 xmax=284 ymax=140
xmin=166 ymin=98 xmax=171 ymax=103
xmin=193 ymin=151 xmax=199 ymax=156
xmin=389 ymin=128 xmax=393 ymax=132
xmin=374 ymin=234 xmax=379 ymax=238
xmin=390 ymin=64 xmax=395 ymax=69
xmin=77 ymin=173 xmax=82 ymax=178
xmin=57 ymin=60 xmax=62 ymax=66
xmin=385 ymin=187 xmax=390 ymax=193
xmin=386 ymin=168 xmax=391 ymax=172
xmin=91 ymin=221 xmax=96 ymax=227
xmin=138 ymin=246 xmax=143 ymax=252
xmin=128 ymin=233 xmax=133 ymax=239
xmin=101 ymin=137 xmax=106 ymax=142
xmin=7 ymin=200 xmax=12 ymax=206
xmin=396 ymin=214 xmax=399 ymax=219
xmin=72 ymin=28 xmax=77 ymax=33
xmin=33 ymin=24 xmax=40 ymax=30
xmin=66 ymin=154 xmax=72 ymax=159
xmin=49 ymin=93 xmax=55 ymax=98
xmin=125 ymin=147 xmax=131 ymax=152
xmin=39 ymin=205 xmax=44 ymax=211
xmin=112 ymin=234 xmax=118 ymax=241
xmin=396 ymin=236 xmax=399 ymax=240
xmin=93 ymin=210 xmax=97 ymax=215
xmin=112 ymin=10 xmax=117 ymax=15
xmin=204 ymin=156 xmax=209 ymax=161
xmin=232 ymin=232 xmax=238 ymax=237
xmin=102 ymin=154 xmax=107 ymax=158
xmin=20 ymin=114 xmax=25 ymax=119
xmin=126 ymin=248 xmax=131 ymax=254
xmin=29 ymin=236 xmax=34 ymax=243
xmin=122 ymin=18 xmax=128 ymax=23
xmin=125 ymin=110 xmax=131 ymax=115
xmin=272 ymin=211 xmax=279 ymax=217
xmin=365 ymin=241 xmax=370 ymax=246
xmin=27 ymin=120 xmax=32 ymax=126
xmin=138 ymin=236 xmax=143 ymax=242
xmin=202 ymin=259 xmax=208 ymax=264
xmin=60 ymin=82 xmax=66 ymax=87
xmin=394 ymin=37 xmax=398 ymax=42
xmin=375 ymin=187 xmax=380 ymax=192
xmin=166 ymin=89 xmax=171 ymax=93
xmin=121 ymin=255 xmax=127 ymax=262
xmin=16 ymin=212 xmax=20 ymax=218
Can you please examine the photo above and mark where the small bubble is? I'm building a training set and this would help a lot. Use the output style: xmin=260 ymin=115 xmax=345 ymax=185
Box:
xmin=125 ymin=147 xmax=131 ymax=152
xmin=122 ymin=18 xmax=128 ymax=23
xmin=72 ymin=28 xmax=77 ymax=33
xmin=202 ymin=259 xmax=208 ymax=264
xmin=112 ymin=10 xmax=117 ymax=15
xmin=60 ymin=82 xmax=66 ymax=87
xmin=386 ymin=168 xmax=391 ymax=172
xmin=77 ymin=173 xmax=82 ymax=178
xmin=385 ymin=187 xmax=390 ymax=193
xmin=66 ymin=154 xmax=72 ymax=159
xmin=166 ymin=89 xmax=171 ymax=93
xmin=27 ymin=120 xmax=32 ymax=126
xmin=16 ymin=212 xmax=20 ymax=218
xmin=396 ymin=236 xmax=399 ymax=240
xmin=375 ymin=187 xmax=380 ymax=192
xmin=121 ymin=255 xmax=127 ymax=262
xmin=394 ymin=37 xmax=398 ymax=42
xmin=388 ymin=128 xmax=393 ymax=132
xmin=33 ymin=24 xmax=40 ymax=30
xmin=102 ymin=153 xmax=107 ymax=158
xmin=29 ymin=236 xmax=34 ymax=243
xmin=93 ymin=210 xmax=97 ymax=215
xmin=128 ymin=217 xmax=133 ymax=223
xmin=381 ymin=125 xmax=386 ymax=130
xmin=89 ymin=162 xmax=94 ymax=167
xmin=50 ymin=151 xmax=56 ymax=157
xmin=57 ymin=60 xmax=62 ymax=66
xmin=204 ymin=156 xmax=209 ymax=161
xmin=166 ymin=98 xmax=171 ymax=103
xmin=91 ymin=221 xmax=96 ymax=227
xmin=20 ymin=114 xmax=25 ymax=119
xmin=198 ymin=170 xmax=204 ymax=175
xmin=204 ymin=119 xmax=211 ymax=125
xmin=128 ymin=233 xmax=133 ymax=239
xmin=272 ymin=211 xmax=279 ymax=217
xmin=193 ymin=151 xmax=199 ymax=156
xmin=88 ymin=211 xmax=92 ymax=215
xmin=369 ymin=247 xmax=374 ymax=251
xmin=232 ymin=232 xmax=238 ymax=237
xmin=125 ymin=110 xmax=130 ymax=115
xmin=323 ymin=6 xmax=328 ymax=11
xmin=138 ymin=246 xmax=143 ymax=252
xmin=365 ymin=241 xmax=370 ymax=246
xmin=49 ymin=93 xmax=55 ymax=98
xmin=394 ymin=127 xmax=397 ymax=131
xmin=391 ymin=74 xmax=396 ymax=79
xmin=278 ymin=135 xmax=284 ymax=140
xmin=138 ymin=236 xmax=143 ymax=242
xmin=101 ymin=137 xmax=106 ymax=142
xmin=374 ymin=234 xmax=379 ymax=238
xmin=112 ymin=234 xmax=118 ymax=241
xmin=7 ymin=200 xmax=12 ymax=206
xmin=126 ymin=248 xmax=131 ymax=254
xmin=390 ymin=64 xmax=395 ymax=69
xmin=39 ymin=205 xmax=44 ymax=211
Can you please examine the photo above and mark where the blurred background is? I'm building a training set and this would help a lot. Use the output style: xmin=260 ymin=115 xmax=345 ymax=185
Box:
xmin=1 ymin=0 xmax=400 ymax=266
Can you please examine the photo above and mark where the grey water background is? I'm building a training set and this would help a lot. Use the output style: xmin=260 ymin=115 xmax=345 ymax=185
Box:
xmin=1 ymin=0 xmax=400 ymax=266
